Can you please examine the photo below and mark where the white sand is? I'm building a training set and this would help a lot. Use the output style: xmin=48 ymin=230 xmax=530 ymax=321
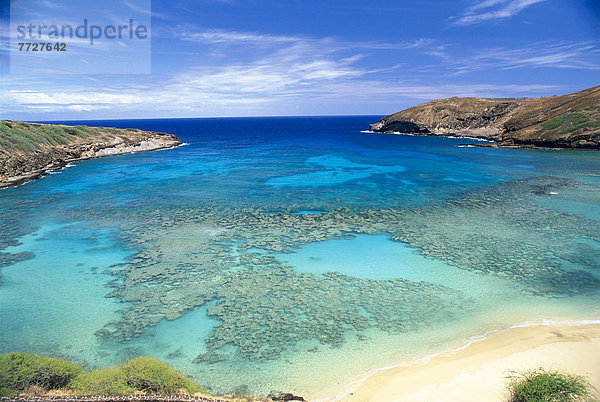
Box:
xmin=317 ymin=323 xmax=600 ymax=401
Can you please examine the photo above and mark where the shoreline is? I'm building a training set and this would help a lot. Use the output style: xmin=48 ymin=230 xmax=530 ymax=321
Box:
xmin=316 ymin=319 xmax=600 ymax=401
xmin=0 ymin=141 xmax=183 ymax=190
xmin=362 ymin=130 xmax=600 ymax=150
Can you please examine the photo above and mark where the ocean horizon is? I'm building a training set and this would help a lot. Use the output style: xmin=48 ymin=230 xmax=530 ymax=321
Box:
xmin=1 ymin=116 xmax=599 ymax=397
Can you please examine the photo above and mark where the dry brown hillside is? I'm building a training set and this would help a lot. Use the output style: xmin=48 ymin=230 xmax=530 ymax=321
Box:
xmin=369 ymin=86 xmax=600 ymax=148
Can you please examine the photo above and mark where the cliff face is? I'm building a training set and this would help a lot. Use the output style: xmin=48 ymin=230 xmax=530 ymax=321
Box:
xmin=0 ymin=121 xmax=181 ymax=188
xmin=369 ymin=86 xmax=600 ymax=149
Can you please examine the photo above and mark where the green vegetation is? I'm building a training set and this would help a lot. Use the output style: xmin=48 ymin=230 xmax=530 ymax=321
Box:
xmin=69 ymin=367 xmax=134 ymax=396
xmin=560 ymin=113 xmax=590 ymax=134
xmin=0 ymin=120 xmax=119 ymax=154
xmin=71 ymin=357 xmax=201 ymax=396
xmin=541 ymin=115 xmax=565 ymax=131
xmin=0 ymin=352 xmax=84 ymax=393
xmin=506 ymin=367 xmax=597 ymax=402
xmin=541 ymin=108 xmax=600 ymax=134
xmin=0 ymin=353 xmax=203 ymax=397
xmin=123 ymin=357 xmax=199 ymax=395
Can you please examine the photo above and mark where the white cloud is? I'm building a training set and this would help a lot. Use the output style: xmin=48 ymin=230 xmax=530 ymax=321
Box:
xmin=307 ymin=81 xmax=562 ymax=103
xmin=423 ymin=41 xmax=600 ymax=73
xmin=1 ymin=78 xmax=564 ymax=119
xmin=0 ymin=26 xmax=588 ymax=119
xmin=162 ymin=25 xmax=429 ymax=52
xmin=452 ymin=0 xmax=548 ymax=25
xmin=2 ymin=27 xmax=375 ymax=117
xmin=122 ymin=0 xmax=172 ymax=20
xmin=177 ymin=29 xmax=301 ymax=44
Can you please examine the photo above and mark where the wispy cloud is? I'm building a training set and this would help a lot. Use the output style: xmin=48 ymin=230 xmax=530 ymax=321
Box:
xmin=311 ymin=82 xmax=561 ymax=102
xmin=1 ymin=30 xmax=369 ymax=117
xmin=423 ymin=41 xmax=600 ymax=74
xmin=176 ymin=28 xmax=301 ymax=44
xmin=477 ymin=42 xmax=600 ymax=70
xmin=1 ymin=80 xmax=564 ymax=119
xmin=0 ymin=24 xmax=588 ymax=119
xmin=452 ymin=0 xmax=548 ymax=25
xmin=161 ymin=25 xmax=430 ymax=52
xmin=123 ymin=0 xmax=172 ymax=20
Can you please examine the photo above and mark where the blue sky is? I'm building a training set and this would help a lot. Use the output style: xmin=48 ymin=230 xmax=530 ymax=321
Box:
xmin=1 ymin=0 xmax=599 ymax=120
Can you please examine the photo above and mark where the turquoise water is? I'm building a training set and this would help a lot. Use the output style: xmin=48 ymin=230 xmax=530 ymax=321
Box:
xmin=0 ymin=117 xmax=599 ymax=397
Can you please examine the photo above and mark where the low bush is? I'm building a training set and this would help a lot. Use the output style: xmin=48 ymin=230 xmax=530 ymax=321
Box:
xmin=69 ymin=367 xmax=134 ymax=396
xmin=560 ymin=113 xmax=589 ymax=134
xmin=1 ymin=353 xmax=203 ymax=397
xmin=0 ymin=352 xmax=84 ymax=392
xmin=69 ymin=357 xmax=201 ymax=396
xmin=506 ymin=367 xmax=597 ymax=402
xmin=0 ymin=120 xmax=118 ymax=153
xmin=540 ymin=106 xmax=600 ymax=135
xmin=541 ymin=116 xmax=564 ymax=131
xmin=0 ymin=387 xmax=20 ymax=397
xmin=122 ymin=357 xmax=199 ymax=395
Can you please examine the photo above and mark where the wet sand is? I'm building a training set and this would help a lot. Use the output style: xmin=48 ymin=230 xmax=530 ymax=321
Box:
xmin=318 ymin=322 xmax=600 ymax=401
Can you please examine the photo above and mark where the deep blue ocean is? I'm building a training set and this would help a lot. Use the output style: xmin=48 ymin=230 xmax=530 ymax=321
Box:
xmin=1 ymin=116 xmax=599 ymax=398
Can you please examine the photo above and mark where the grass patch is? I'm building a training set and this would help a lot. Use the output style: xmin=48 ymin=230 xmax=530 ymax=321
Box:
xmin=0 ymin=352 xmax=84 ymax=392
xmin=506 ymin=367 xmax=597 ymax=402
xmin=0 ymin=387 xmax=20 ymax=397
xmin=541 ymin=116 xmax=564 ymax=131
xmin=70 ymin=358 xmax=201 ymax=396
xmin=69 ymin=367 xmax=134 ymax=396
xmin=0 ymin=120 xmax=118 ymax=154
xmin=540 ymin=109 xmax=600 ymax=134
xmin=122 ymin=357 xmax=200 ymax=395
xmin=560 ymin=113 xmax=589 ymax=134
xmin=0 ymin=353 xmax=204 ymax=397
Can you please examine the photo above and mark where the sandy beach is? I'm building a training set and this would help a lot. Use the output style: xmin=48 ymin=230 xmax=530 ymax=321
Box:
xmin=317 ymin=321 xmax=600 ymax=401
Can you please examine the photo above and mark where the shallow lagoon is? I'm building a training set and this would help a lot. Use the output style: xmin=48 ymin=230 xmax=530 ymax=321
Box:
xmin=0 ymin=117 xmax=599 ymax=397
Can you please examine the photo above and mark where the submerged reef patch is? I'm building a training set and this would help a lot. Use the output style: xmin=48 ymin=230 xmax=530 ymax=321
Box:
xmin=0 ymin=194 xmax=66 ymax=282
xmin=51 ymin=175 xmax=600 ymax=363
xmin=391 ymin=176 xmax=600 ymax=295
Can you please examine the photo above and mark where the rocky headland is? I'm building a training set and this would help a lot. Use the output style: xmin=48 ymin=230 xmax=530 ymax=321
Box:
xmin=369 ymin=85 xmax=600 ymax=149
xmin=0 ymin=121 xmax=182 ymax=188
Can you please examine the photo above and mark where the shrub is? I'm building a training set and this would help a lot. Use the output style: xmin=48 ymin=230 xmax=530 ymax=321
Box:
xmin=0 ymin=121 xmax=118 ymax=153
xmin=0 ymin=387 xmax=19 ymax=397
xmin=1 ymin=353 xmax=203 ymax=397
xmin=506 ymin=367 xmax=597 ymax=402
xmin=560 ymin=113 xmax=588 ymax=134
xmin=70 ymin=358 xmax=201 ymax=396
xmin=122 ymin=357 xmax=199 ymax=395
xmin=541 ymin=110 xmax=600 ymax=134
xmin=0 ymin=352 xmax=84 ymax=392
xmin=541 ymin=116 xmax=564 ymax=130
xmin=69 ymin=367 xmax=134 ymax=396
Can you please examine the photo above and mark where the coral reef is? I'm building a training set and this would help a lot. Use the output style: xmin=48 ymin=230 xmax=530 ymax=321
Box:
xmin=50 ymin=176 xmax=600 ymax=363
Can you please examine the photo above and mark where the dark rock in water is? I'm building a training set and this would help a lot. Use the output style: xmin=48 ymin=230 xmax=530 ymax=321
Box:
xmin=369 ymin=85 xmax=600 ymax=149
xmin=268 ymin=392 xmax=306 ymax=401
xmin=369 ymin=120 xmax=429 ymax=134
xmin=0 ymin=250 xmax=34 ymax=268
xmin=193 ymin=351 xmax=229 ymax=364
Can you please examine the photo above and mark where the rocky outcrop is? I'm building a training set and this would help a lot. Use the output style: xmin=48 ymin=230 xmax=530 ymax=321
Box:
xmin=0 ymin=121 xmax=182 ymax=188
xmin=369 ymin=85 xmax=600 ymax=149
